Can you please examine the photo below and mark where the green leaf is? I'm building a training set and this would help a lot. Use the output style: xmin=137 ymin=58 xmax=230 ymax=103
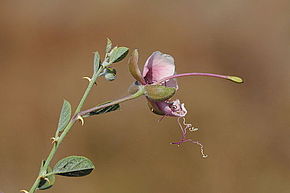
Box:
xmin=105 ymin=38 xmax=112 ymax=53
xmin=85 ymin=102 xmax=120 ymax=117
xmin=38 ymin=166 xmax=55 ymax=190
xmin=53 ymin=156 xmax=95 ymax=177
xmin=93 ymin=51 xmax=100 ymax=73
xmin=57 ymin=100 xmax=71 ymax=132
xmin=109 ymin=47 xmax=129 ymax=63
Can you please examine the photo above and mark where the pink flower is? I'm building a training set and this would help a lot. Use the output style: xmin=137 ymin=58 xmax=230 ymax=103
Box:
xmin=129 ymin=50 xmax=187 ymax=117
xmin=128 ymin=49 xmax=243 ymax=157
xmin=128 ymin=50 xmax=243 ymax=117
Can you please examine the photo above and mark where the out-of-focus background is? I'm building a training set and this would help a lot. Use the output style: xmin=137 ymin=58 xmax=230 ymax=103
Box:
xmin=0 ymin=0 xmax=289 ymax=193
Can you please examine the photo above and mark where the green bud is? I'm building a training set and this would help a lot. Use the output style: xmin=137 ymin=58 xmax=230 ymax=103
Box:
xmin=144 ymin=85 xmax=176 ymax=101
xmin=105 ymin=73 xmax=116 ymax=81
xmin=104 ymin=68 xmax=116 ymax=81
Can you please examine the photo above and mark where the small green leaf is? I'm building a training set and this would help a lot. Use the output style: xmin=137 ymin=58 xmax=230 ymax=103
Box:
xmin=93 ymin=51 xmax=100 ymax=73
xmin=53 ymin=156 xmax=95 ymax=177
xmin=109 ymin=47 xmax=129 ymax=63
xmin=85 ymin=102 xmax=120 ymax=117
xmin=57 ymin=100 xmax=71 ymax=132
xmin=105 ymin=38 xmax=112 ymax=53
xmin=38 ymin=166 xmax=55 ymax=190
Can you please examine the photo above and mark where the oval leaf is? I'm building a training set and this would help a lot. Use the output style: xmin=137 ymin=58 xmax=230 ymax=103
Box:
xmin=105 ymin=38 xmax=112 ymax=53
xmin=109 ymin=47 xmax=129 ymax=63
xmin=38 ymin=166 xmax=55 ymax=190
xmin=57 ymin=100 xmax=71 ymax=132
xmin=53 ymin=156 xmax=95 ymax=177
xmin=93 ymin=51 xmax=100 ymax=73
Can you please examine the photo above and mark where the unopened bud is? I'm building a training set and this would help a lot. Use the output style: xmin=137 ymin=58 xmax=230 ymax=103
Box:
xmin=144 ymin=85 xmax=176 ymax=101
xmin=104 ymin=68 xmax=117 ymax=81
xmin=105 ymin=73 xmax=116 ymax=81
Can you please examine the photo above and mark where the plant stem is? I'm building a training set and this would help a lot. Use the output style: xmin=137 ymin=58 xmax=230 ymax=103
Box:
xmin=77 ymin=86 xmax=144 ymax=118
xmin=28 ymin=66 xmax=104 ymax=193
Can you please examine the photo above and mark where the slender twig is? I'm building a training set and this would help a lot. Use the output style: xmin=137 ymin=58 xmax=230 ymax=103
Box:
xmin=28 ymin=66 xmax=104 ymax=193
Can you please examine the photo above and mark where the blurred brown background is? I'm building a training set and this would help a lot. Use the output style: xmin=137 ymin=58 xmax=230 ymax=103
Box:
xmin=0 ymin=0 xmax=289 ymax=193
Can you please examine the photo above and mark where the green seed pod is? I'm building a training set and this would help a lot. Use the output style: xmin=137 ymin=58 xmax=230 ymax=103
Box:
xmin=144 ymin=85 xmax=176 ymax=101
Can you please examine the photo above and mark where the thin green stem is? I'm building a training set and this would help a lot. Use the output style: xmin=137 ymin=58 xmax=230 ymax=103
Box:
xmin=75 ymin=67 xmax=103 ymax=114
xmin=28 ymin=66 xmax=104 ymax=193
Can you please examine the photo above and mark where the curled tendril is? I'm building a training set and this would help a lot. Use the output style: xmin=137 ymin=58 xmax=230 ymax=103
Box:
xmin=171 ymin=117 xmax=208 ymax=158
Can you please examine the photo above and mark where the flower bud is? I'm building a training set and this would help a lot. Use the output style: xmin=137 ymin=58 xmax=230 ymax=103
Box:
xmin=104 ymin=73 xmax=116 ymax=81
xmin=144 ymin=85 xmax=176 ymax=101
xmin=104 ymin=67 xmax=117 ymax=81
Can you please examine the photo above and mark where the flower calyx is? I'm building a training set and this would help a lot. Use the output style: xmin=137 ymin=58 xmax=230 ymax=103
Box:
xmin=144 ymin=85 xmax=176 ymax=101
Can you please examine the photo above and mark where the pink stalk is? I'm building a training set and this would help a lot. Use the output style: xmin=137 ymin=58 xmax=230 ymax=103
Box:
xmin=155 ymin=72 xmax=243 ymax=84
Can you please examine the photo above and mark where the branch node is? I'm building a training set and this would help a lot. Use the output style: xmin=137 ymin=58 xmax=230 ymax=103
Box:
xmin=50 ymin=137 xmax=59 ymax=144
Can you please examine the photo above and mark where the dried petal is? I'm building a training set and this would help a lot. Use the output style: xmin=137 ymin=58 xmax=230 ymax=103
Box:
xmin=128 ymin=49 xmax=146 ymax=84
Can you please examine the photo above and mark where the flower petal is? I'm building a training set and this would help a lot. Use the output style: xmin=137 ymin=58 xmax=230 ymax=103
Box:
xmin=143 ymin=51 xmax=175 ymax=84
xmin=163 ymin=77 xmax=178 ymax=90
xmin=147 ymin=98 xmax=187 ymax=117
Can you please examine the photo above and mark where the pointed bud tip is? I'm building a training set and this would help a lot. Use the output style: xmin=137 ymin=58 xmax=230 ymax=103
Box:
xmin=228 ymin=76 xmax=244 ymax=83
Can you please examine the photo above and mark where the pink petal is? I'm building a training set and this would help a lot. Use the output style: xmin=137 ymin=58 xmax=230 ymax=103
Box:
xmin=163 ymin=77 xmax=178 ymax=90
xmin=143 ymin=51 xmax=176 ymax=84
xmin=147 ymin=98 xmax=187 ymax=117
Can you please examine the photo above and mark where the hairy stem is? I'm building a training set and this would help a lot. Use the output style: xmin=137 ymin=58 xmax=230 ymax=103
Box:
xmin=28 ymin=66 xmax=104 ymax=193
